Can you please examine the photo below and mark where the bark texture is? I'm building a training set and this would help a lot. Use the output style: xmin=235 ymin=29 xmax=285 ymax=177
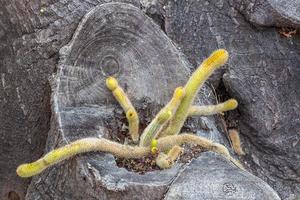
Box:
xmin=164 ymin=152 xmax=280 ymax=200
xmin=0 ymin=0 xmax=298 ymax=199
xmin=233 ymin=0 xmax=300 ymax=28
xmin=16 ymin=2 xmax=280 ymax=200
xmin=0 ymin=0 xmax=139 ymax=200
xmin=26 ymin=3 xmax=189 ymax=199
xmin=158 ymin=0 xmax=300 ymax=199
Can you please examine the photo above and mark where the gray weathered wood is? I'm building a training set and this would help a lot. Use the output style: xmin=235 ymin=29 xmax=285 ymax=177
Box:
xmin=232 ymin=0 xmax=300 ymax=28
xmin=162 ymin=0 xmax=300 ymax=199
xmin=25 ymin=2 xmax=280 ymax=200
xmin=26 ymin=3 xmax=189 ymax=199
xmin=1 ymin=1 xmax=285 ymax=199
xmin=0 ymin=0 xmax=139 ymax=200
xmin=165 ymin=152 xmax=281 ymax=200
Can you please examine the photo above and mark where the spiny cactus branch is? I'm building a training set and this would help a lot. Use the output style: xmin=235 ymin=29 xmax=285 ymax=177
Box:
xmin=160 ymin=49 xmax=229 ymax=137
xmin=155 ymin=145 xmax=183 ymax=169
xmin=228 ymin=129 xmax=245 ymax=156
xmin=17 ymin=137 xmax=149 ymax=178
xmin=139 ymin=87 xmax=185 ymax=147
xmin=156 ymin=133 xmax=244 ymax=169
xmin=188 ymin=99 xmax=238 ymax=116
xmin=106 ymin=77 xmax=140 ymax=142
xmin=17 ymin=132 xmax=243 ymax=178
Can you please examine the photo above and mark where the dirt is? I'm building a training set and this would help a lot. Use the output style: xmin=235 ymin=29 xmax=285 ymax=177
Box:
xmin=115 ymin=144 xmax=205 ymax=174
xmin=107 ymin=102 xmax=207 ymax=174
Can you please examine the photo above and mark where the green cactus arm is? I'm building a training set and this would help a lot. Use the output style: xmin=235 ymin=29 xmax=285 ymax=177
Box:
xmin=106 ymin=77 xmax=140 ymax=142
xmin=126 ymin=109 xmax=139 ymax=141
xmin=139 ymin=109 xmax=172 ymax=147
xmin=16 ymin=133 xmax=243 ymax=178
xmin=155 ymin=145 xmax=183 ymax=169
xmin=16 ymin=138 xmax=149 ymax=178
xmin=165 ymin=87 xmax=186 ymax=115
xmin=156 ymin=133 xmax=244 ymax=170
xmin=139 ymin=87 xmax=185 ymax=147
xmin=160 ymin=49 xmax=229 ymax=137
xmin=188 ymin=99 xmax=238 ymax=116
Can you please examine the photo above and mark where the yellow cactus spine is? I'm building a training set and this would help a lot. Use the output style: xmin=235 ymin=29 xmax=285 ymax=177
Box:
xmin=161 ymin=49 xmax=229 ymax=137
xmin=228 ymin=129 xmax=245 ymax=156
xmin=106 ymin=77 xmax=139 ymax=142
xmin=139 ymin=87 xmax=185 ymax=147
xmin=155 ymin=145 xmax=183 ymax=169
xmin=188 ymin=99 xmax=238 ymax=116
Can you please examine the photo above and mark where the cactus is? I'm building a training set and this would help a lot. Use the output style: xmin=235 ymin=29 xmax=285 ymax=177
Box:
xmin=17 ymin=133 xmax=242 ymax=177
xmin=156 ymin=145 xmax=183 ymax=169
xmin=139 ymin=87 xmax=185 ymax=147
xmin=17 ymin=138 xmax=150 ymax=178
xmin=160 ymin=49 xmax=229 ymax=137
xmin=228 ymin=129 xmax=245 ymax=156
xmin=156 ymin=133 xmax=244 ymax=169
xmin=150 ymin=139 xmax=159 ymax=154
xmin=17 ymin=49 xmax=243 ymax=178
xmin=188 ymin=99 xmax=238 ymax=116
xmin=106 ymin=77 xmax=140 ymax=142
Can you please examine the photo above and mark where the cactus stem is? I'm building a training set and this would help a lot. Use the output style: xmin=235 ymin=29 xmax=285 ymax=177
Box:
xmin=160 ymin=49 xmax=229 ymax=137
xmin=106 ymin=76 xmax=139 ymax=142
xmin=188 ymin=99 xmax=238 ymax=116
xmin=139 ymin=87 xmax=185 ymax=147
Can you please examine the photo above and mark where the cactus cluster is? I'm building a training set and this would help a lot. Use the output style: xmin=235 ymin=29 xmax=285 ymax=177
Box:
xmin=17 ymin=49 xmax=243 ymax=178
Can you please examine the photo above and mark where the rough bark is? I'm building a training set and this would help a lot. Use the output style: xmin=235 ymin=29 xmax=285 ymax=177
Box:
xmin=159 ymin=0 xmax=300 ymax=199
xmin=26 ymin=3 xmax=189 ymax=199
xmin=233 ymin=0 xmax=300 ymax=28
xmin=0 ymin=0 xmax=295 ymax=199
xmin=0 ymin=0 xmax=139 ymax=200
xmin=22 ymin=2 xmax=279 ymax=200
xmin=164 ymin=152 xmax=280 ymax=200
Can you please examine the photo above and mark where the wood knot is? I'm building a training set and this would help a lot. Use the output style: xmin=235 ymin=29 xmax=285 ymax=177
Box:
xmin=100 ymin=55 xmax=120 ymax=77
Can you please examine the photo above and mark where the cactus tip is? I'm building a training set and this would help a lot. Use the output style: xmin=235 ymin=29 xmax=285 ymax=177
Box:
xmin=16 ymin=164 xmax=26 ymax=177
xmin=151 ymin=139 xmax=158 ymax=154
xmin=226 ymin=99 xmax=238 ymax=110
xmin=16 ymin=162 xmax=42 ymax=178
xmin=106 ymin=76 xmax=118 ymax=91
xmin=174 ymin=87 xmax=185 ymax=99
xmin=203 ymin=49 xmax=229 ymax=69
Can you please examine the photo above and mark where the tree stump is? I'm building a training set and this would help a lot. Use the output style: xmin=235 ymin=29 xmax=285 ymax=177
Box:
xmin=23 ymin=3 xmax=281 ymax=200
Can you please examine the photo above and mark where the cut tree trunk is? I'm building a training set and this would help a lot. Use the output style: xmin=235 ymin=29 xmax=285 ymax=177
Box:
xmin=24 ymin=3 xmax=279 ymax=200
xmin=1 ymin=0 xmax=295 ymax=200
xmin=0 ymin=0 xmax=139 ymax=199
